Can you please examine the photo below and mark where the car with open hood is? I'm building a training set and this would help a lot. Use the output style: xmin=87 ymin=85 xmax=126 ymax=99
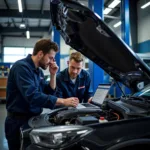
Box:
xmin=21 ymin=0 xmax=150 ymax=150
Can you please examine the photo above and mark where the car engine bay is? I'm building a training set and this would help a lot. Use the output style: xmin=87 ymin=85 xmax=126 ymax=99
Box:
xmin=28 ymin=97 xmax=150 ymax=128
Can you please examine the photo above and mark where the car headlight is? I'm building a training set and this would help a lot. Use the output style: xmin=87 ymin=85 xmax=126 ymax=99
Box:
xmin=29 ymin=125 xmax=93 ymax=149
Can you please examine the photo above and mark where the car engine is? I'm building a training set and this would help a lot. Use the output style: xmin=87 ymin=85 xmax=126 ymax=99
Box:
xmin=28 ymin=97 xmax=150 ymax=128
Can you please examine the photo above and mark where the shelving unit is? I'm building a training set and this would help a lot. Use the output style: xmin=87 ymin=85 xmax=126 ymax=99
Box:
xmin=0 ymin=77 xmax=7 ymax=102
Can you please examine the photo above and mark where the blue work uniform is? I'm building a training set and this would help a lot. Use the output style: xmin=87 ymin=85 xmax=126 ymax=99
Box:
xmin=56 ymin=68 xmax=93 ymax=103
xmin=5 ymin=54 xmax=57 ymax=150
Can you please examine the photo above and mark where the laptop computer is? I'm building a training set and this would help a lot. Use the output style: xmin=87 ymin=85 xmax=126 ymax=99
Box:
xmin=77 ymin=84 xmax=111 ymax=109
xmin=92 ymin=84 xmax=111 ymax=105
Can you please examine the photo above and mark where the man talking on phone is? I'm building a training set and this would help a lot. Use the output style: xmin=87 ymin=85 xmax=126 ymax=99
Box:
xmin=5 ymin=39 xmax=79 ymax=150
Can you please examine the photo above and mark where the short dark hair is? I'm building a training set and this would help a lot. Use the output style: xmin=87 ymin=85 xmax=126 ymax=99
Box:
xmin=33 ymin=39 xmax=59 ymax=55
xmin=69 ymin=52 xmax=84 ymax=63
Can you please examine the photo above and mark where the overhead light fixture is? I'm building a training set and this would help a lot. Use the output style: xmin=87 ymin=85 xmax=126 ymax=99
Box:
xmin=108 ymin=0 xmax=121 ymax=8
xmin=141 ymin=1 xmax=150 ymax=9
xmin=18 ymin=0 xmax=23 ymax=12
xmin=103 ymin=8 xmax=112 ymax=15
xmin=113 ymin=21 xmax=122 ymax=28
xmin=26 ymin=30 xmax=30 ymax=39
xmin=19 ymin=23 xmax=26 ymax=29
xmin=52 ymin=30 xmax=54 ymax=41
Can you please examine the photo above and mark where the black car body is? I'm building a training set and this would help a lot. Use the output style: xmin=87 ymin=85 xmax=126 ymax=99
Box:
xmin=21 ymin=0 xmax=150 ymax=150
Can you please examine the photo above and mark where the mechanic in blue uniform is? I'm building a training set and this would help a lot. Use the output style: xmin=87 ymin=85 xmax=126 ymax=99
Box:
xmin=56 ymin=52 xmax=93 ymax=103
xmin=5 ymin=39 xmax=79 ymax=150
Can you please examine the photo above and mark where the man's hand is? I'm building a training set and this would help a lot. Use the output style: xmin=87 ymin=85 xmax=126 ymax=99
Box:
xmin=64 ymin=97 xmax=79 ymax=107
xmin=49 ymin=62 xmax=59 ymax=75
xmin=88 ymin=97 xmax=93 ymax=103
xmin=57 ymin=97 xmax=79 ymax=107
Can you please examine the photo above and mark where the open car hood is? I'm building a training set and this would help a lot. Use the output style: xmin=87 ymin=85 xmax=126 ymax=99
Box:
xmin=50 ymin=0 xmax=150 ymax=92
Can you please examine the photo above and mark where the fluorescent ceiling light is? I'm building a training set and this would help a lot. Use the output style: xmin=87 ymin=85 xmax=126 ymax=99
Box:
xmin=19 ymin=23 xmax=26 ymax=29
xmin=26 ymin=30 xmax=30 ymax=39
xmin=108 ymin=0 xmax=121 ymax=8
xmin=103 ymin=8 xmax=112 ymax=15
xmin=18 ymin=0 xmax=23 ymax=12
xmin=113 ymin=21 xmax=122 ymax=28
xmin=51 ymin=30 xmax=54 ymax=41
xmin=141 ymin=2 xmax=150 ymax=9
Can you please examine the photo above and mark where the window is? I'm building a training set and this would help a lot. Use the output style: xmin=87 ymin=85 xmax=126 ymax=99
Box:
xmin=25 ymin=48 xmax=33 ymax=56
xmin=4 ymin=47 xmax=33 ymax=63
xmin=4 ymin=56 xmax=25 ymax=63
xmin=4 ymin=47 xmax=25 ymax=55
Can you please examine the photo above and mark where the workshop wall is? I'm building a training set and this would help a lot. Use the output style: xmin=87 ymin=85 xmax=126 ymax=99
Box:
xmin=60 ymin=37 xmax=70 ymax=71
xmin=137 ymin=0 xmax=150 ymax=53
xmin=3 ymin=37 xmax=39 ymax=47
xmin=108 ymin=0 xmax=150 ymax=53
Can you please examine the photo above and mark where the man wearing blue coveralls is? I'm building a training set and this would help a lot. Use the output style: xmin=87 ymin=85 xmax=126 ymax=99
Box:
xmin=56 ymin=52 xmax=93 ymax=103
xmin=5 ymin=39 xmax=79 ymax=150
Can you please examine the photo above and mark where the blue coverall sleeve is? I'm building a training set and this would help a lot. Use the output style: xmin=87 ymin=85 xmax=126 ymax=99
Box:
xmin=43 ymin=81 xmax=56 ymax=95
xmin=40 ymin=71 xmax=56 ymax=95
xmin=14 ymin=64 xmax=57 ymax=109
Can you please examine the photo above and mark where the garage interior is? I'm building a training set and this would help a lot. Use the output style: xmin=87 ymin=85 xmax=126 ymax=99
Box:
xmin=0 ymin=0 xmax=150 ymax=150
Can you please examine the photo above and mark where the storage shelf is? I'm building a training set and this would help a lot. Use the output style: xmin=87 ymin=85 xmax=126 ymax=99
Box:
xmin=0 ymin=76 xmax=8 ymax=79
xmin=0 ymin=86 xmax=6 ymax=89
xmin=0 ymin=77 xmax=7 ymax=99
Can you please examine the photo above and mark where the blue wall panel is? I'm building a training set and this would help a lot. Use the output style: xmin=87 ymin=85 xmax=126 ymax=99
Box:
xmin=121 ymin=0 xmax=130 ymax=45
xmin=137 ymin=40 xmax=150 ymax=53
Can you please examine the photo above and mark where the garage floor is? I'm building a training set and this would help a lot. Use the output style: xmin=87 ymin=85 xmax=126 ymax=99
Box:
xmin=0 ymin=104 xmax=8 ymax=150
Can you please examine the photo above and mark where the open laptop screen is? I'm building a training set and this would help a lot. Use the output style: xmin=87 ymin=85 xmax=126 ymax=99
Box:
xmin=92 ymin=84 xmax=111 ymax=105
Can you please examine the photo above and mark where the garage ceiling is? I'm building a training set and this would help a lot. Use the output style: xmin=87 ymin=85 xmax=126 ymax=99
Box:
xmin=0 ymin=0 xmax=121 ymax=37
